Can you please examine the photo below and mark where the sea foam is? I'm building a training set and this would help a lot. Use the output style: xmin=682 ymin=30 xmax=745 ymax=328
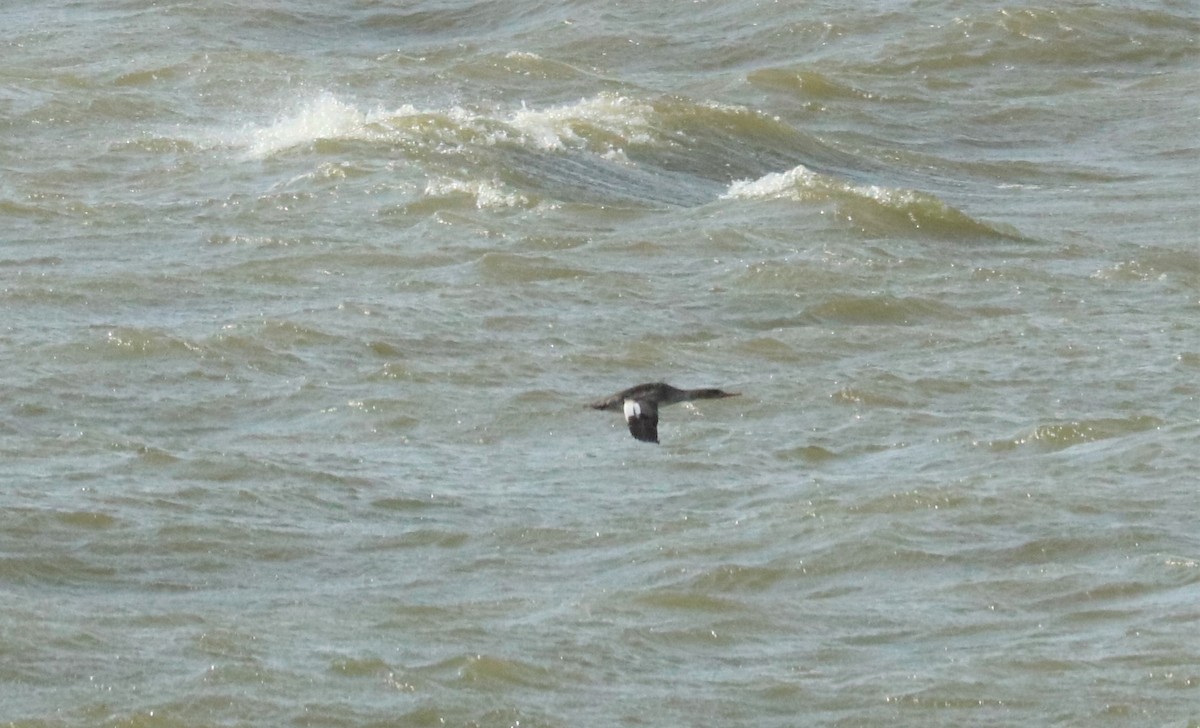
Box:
xmin=723 ymin=164 xmax=1021 ymax=239
xmin=243 ymin=92 xmax=381 ymax=159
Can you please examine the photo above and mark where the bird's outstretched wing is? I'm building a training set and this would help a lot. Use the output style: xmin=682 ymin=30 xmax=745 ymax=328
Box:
xmin=623 ymin=398 xmax=659 ymax=444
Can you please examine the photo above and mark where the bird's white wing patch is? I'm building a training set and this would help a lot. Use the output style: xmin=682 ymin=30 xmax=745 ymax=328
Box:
xmin=623 ymin=399 xmax=641 ymax=421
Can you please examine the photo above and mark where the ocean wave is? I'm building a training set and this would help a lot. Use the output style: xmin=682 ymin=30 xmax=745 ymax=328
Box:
xmin=240 ymin=92 xmax=390 ymax=158
xmin=222 ymin=91 xmax=1021 ymax=226
xmin=508 ymin=93 xmax=657 ymax=152
xmin=723 ymin=165 xmax=1022 ymax=240
xmin=985 ymin=415 xmax=1164 ymax=453
xmin=869 ymin=6 xmax=1200 ymax=74
xmin=233 ymin=91 xmax=657 ymax=160
xmin=423 ymin=177 xmax=531 ymax=209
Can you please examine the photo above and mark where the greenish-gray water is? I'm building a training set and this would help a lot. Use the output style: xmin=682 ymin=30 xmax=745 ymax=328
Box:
xmin=2 ymin=2 xmax=1198 ymax=726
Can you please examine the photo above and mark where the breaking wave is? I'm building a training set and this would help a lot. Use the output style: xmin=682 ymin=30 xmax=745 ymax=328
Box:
xmin=723 ymin=165 xmax=1024 ymax=240
xmin=214 ymin=90 xmax=1021 ymax=232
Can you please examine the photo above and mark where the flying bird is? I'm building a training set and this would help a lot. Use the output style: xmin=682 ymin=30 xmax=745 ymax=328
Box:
xmin=589 ymin=382 xmax=740 ymax=444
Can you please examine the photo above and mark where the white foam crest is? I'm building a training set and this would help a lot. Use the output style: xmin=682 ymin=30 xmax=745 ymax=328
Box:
xmin=724 ymin=164 xmax=1013 ymax=238
xmin=723 ymin=164 xmax=922 ymax=207
xmin=236 ymin=92 xmax=433 ymax=159
xmin=423 ymin=177 xmax=529 ymax=209
xmin=226 ymin=92 xmax=657 ymax=160
xmin=723 ymin=165 xmax=825 ymax=200
xmin=240 ymin=93 xmax=369 ymax=158
xmin=507 ymin=92 xmax=655 ymax=151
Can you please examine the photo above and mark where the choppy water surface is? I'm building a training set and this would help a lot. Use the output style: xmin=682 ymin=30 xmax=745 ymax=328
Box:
xmin=3 ymin=2 xmax=1199 ymax=726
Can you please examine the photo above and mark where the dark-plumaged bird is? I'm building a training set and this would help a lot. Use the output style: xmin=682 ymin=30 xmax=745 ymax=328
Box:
xmin=589 ymin=382 xmax=740 ymax=444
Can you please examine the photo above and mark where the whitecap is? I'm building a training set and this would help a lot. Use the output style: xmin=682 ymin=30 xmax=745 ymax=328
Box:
xmin=423 ymin=177 xmax=530 ymax=209
xmin=506 ymin=92 xmax=655 ymax=152
xmin=243 ymin=92 xmax=373 ymax=159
